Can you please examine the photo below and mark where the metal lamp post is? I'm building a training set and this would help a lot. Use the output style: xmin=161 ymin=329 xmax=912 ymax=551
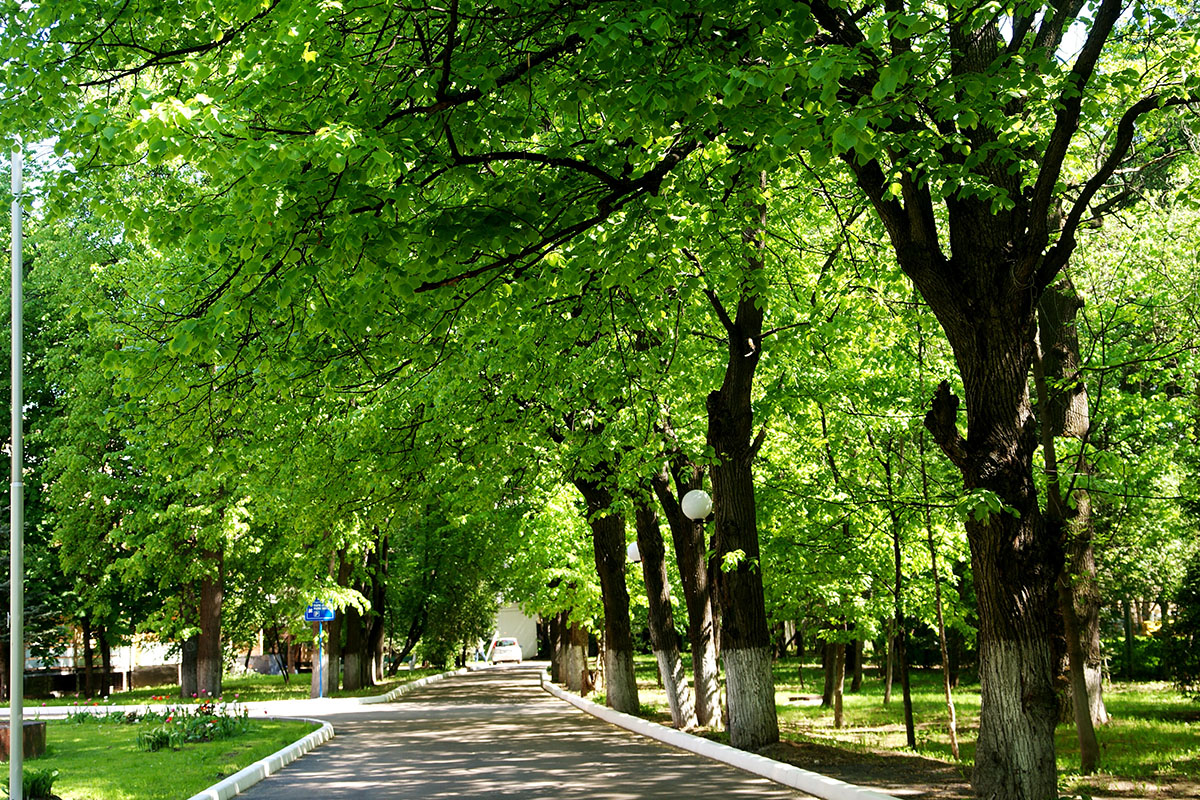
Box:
xmin=10 ymin=146 xmax=25 ymax=800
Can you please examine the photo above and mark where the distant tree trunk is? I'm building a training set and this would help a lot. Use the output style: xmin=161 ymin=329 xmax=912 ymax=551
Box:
xmin=833 ymin=638 xmax=847 ymax=729
xmin=548 ymin=614 xmax=562 ymax=683
xmin=897 ymin=627 xmax=916 ymax=749
xmin=343 ymin=605 xmax=364 ymax=691
xmin=99 ymin=627 xmax=113 ymax=698
xmin=326 ymin=555 xmax=353 ymax=692
xmin=180 ymin=634 xmax=199 ymax=699
xmin=197 ymin=550 xmax=224 ymax=699
xmin=559 ymin=618 xmax=588 ymax=693
xmin=367 ymin=531 xmax=388 ymax=685
xmin=882 ymin=440 xmax=915 ymax=747
xmin=635 ymin=501 xmax=697 ymax=729
xmin=0 ymin=632 xmax=9 ymax=702
xmin=572 ymin=476 xmax=639 ymax=714
xmin=851 ymin=639 xmax=864 ymax=693
xmin=81 ymin=615 xmax=96 ymax=699
xmin=883 ymin=625 xmax=894 ymax=706
xmin=270 ymin=625 xmax=290 ymax=685
xmin=390 ymin=608 xmax=425 ymax=674
xmin=920 ymin=430 xmax=961 ymax=760
xmin=1123 ymin=599 xmax=1134 ymax=679
xmin=651 ymin=461 xmax=720 ymax=727
xmin=822 ymin=639 xmax=835 ymax=707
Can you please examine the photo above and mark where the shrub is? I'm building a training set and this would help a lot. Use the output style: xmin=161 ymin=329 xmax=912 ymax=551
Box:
xmin=2 ymin=767 xmax=59 ymax=799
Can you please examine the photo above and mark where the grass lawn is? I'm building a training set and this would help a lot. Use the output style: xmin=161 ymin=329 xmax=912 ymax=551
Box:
xmin=23 ymin=717 xmax=318 ymax=800
xmin=629 ymin=654 xmax=1200 ymax=795
xmin=10 ymin=666 xmax=445 ymax=708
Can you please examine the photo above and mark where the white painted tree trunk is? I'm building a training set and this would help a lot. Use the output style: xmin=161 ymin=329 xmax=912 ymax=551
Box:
xmin=606 ymin=650 xmax=638 ymax=713
xmin=655 ymin=649 xmax=698 ymax=729
xmin=722 ymin=647 xmax=778 ymax=750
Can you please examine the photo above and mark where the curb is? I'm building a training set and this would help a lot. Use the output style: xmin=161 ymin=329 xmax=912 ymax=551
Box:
xmin=357 ymin=668 xmax=469 ymax=704
xmin=539 ymin=672 xmax=900 ymax=800
xmin=184 ymin=716 xmax=334 ymax=800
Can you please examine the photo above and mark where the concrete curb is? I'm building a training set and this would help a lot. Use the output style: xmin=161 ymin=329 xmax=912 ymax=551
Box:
xmin=357 ymin=668 xmax=469 ymax=704
xmin=539 ymin=672 xmax=900 ymax=800
xmin=184 ymin=716 xmax=334 ymax=800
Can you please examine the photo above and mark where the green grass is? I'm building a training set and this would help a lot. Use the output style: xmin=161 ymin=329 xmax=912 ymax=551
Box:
xmin=11 ymin=667 xmax=444 ymax=707
xmin=24 ymin=717 xmax=317 ymax=800
xmin=631 ymin=654 xmax=1199 ymax=789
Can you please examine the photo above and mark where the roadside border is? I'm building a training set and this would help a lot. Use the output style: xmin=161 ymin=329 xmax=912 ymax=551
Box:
xmin=539 ymin=672 xmax=900 ymax=800
xmin=185 ymin=716 xmax=333 ymax=800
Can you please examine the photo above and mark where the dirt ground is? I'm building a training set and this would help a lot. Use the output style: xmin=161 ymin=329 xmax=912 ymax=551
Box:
xmin=755 ymin=739 xmax=1200 ymax=800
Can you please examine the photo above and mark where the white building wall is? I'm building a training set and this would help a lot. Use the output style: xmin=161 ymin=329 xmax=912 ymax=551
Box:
xmin=494 ymin=604 xmax=539 ymax=658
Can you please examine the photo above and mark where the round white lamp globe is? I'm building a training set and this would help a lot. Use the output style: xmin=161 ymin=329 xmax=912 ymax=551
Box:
xmin=626 ymin=541 xmax=641 ymax=563
xmin=681 ymin=489 xmax=713 ymax=521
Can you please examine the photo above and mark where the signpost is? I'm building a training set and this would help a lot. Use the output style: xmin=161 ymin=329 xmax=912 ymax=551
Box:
xmin=304 ymin=601 xmax=336 ymax=698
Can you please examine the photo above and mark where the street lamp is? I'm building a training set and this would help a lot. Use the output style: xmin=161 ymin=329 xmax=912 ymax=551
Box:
xmin=680 ymin=489 xmax=713 ymax=521
xmin=626 ymin=541 xmax=641 ymax=563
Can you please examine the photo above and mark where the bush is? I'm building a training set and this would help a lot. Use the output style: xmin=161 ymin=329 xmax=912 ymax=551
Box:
xmin=2 ymin=767 xmax=59 ymax=799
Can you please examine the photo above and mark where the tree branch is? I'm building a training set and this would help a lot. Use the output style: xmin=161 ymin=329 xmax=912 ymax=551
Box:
xmin=1041 ymin=94 xmax=1197 ymax=287
xmin=924 ymin=381 xmax=969 ymax=471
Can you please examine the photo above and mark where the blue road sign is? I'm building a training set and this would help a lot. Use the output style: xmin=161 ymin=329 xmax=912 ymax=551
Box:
xmin=304 ymin=600 xmax=336 ymax=622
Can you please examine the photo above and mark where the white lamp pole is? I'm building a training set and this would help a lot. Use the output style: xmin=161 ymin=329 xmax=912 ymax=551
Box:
xmin=10 ymin=145 xmax=25 ymax=800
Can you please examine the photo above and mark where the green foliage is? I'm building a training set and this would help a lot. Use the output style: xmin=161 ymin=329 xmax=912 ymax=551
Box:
xmin=1 ymin=767 xmax=58 ymax=800
xmin=1163 ymin=550 xmax=1200 ymax=698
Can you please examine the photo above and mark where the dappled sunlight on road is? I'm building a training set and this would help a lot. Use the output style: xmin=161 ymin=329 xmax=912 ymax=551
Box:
xmin=240 ymin=666 xmax=811 ymax=799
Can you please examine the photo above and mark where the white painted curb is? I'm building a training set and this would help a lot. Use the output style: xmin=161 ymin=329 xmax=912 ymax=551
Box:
xmin=356 ymin=668 xmax=468 ymax=704
xmin=185 ymin=716 xmax=333 ymax=800
xmin=540 ymin=672 xmax=900 ymax=800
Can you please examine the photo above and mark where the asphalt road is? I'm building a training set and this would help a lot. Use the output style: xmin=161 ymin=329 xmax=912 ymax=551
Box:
xmin=237 ymin=665 xmax=812 ymax=799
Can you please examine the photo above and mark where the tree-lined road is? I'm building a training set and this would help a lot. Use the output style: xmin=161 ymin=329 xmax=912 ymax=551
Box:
xmin=239 ymin=667 xmax=811 ymax=800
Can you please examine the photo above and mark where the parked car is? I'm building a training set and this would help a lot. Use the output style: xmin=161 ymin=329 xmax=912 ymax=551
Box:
xmin=490 ymin=637 xmax=522 ymax=664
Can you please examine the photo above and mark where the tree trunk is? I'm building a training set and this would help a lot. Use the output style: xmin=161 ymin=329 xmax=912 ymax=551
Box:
xmin=180 ymin=634 xmax=198 ymax=699
xmin=99 ymin=628 xmax=113 ymax=698
xmin=0 ymin=632 xmax=8 ymax=702
xmin=367 ymin=531 xmax=388 ymax=686
xmin=561 ymin=619 xmax=588 ymax=693
xmin=821 ymin=640 xmax=835 ymax=707
xmin=326 ymin=555 xmax=353 ymax=692
xmin=1037 ymin=279 xmax=1108 ymax=732
xmin=882 ymin=444 xmax=916 ymax=748
xmin=81 ymin=615 xmax=96 ymax=699
xmin=197 ymin=550 xmax=224 ymax=699
xmin=850 ymin=639 xmax=864 ymax=692
xmin=883 ymin=624 xmax=894 ymax=706
xmin=651 ymin=463 xmax=720 ymax=727
xmin=702 ymin=171 xmax=777 ymax=751
xmin=635 ymin=501 xmax=697 ymax=728
xmin=922 ymin=302 xmax=1062 ymax=800
xmin=833 ymin=639 xmax=847 ymax=729
xmin=920 ymin=431 xmax=961 ymax=760
xmin=572 ymin=476 xmax=639 ymax=714
xmin=343 ymin=604 xmax=364 ymax=691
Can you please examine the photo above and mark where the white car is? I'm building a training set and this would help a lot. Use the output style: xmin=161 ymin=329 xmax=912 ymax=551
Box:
xmin=490 ymin=637 xmax=523 ymax=664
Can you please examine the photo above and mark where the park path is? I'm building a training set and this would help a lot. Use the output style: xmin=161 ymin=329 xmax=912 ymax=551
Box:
xmin=237 ymin=665 xmax=813 ymax=800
